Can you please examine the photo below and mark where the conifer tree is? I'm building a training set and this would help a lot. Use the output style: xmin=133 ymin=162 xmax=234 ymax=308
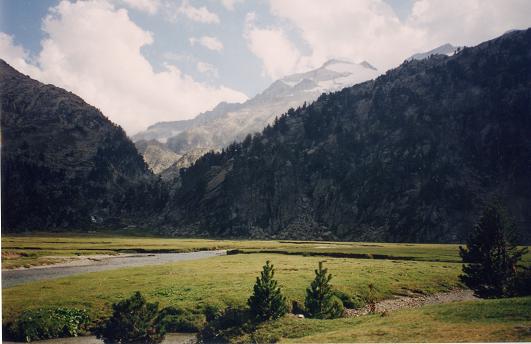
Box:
xmin=96 ymin=291 xmax=165 ymax=344
xmin=459 ymin=202 xmax=527 ymax=298
xmin=304 ymin=261 xmax=344 ymax=319
xmin=248 ymin=261 xmax=287 ymax=321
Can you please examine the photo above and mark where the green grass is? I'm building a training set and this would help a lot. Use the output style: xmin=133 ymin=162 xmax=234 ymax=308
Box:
xmin=2 ymin=234 xmax=530 ymax=342
xmin=3 ymin=234 xmax=529 ymax=268
xmin=1 ymin=233 xmax=494 ymax=269
xmin=237 ymin=296 xmax=531 ymax=343
xmin=2 ymin=253 xmax=463 ymax=323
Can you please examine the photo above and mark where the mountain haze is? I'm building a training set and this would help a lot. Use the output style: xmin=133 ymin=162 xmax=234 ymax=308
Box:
xmin=133 ymin=60 xmax=380 ymax=172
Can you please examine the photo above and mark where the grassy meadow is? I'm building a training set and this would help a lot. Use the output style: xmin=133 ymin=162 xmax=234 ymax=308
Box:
xmin=2 ymin=233 xmax=473 ymax=269
xmin=2 ymin=234 xmax=530 ymax=342
xmin=2 ymin=253 xmax=462 ymax=322
xmin=242 ymin=296 xmax=531 ymax=342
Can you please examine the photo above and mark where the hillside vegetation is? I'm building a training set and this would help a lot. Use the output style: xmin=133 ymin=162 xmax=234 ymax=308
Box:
xmin=0 ymin=61 xmax=167 ymax=231
xmin=167 ymin=29 xmax=531 ymax=243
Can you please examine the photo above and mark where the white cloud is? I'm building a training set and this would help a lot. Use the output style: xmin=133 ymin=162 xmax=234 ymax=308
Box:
xmin=197 ymin=61 xmax=219 ymax=78
xmin=0 ymin=33 xmax=41 ymax=76
xmin=189 ymin=35 xmax=224 ymax=51
xmin=176 ymin=0 xmax=220 ymax=23
xmin=0 ymin=0 xmax=246 ymax=134
xmin=119 ymin=0 xmax=160 ymax=14
xmin=244 ymin=12 xmax=303 ymax=79
xmin=408 ymin=0 xmax=531 ymax=46
xmin=220 ymin=0 xmax=244 ymax=11
xmin=266 ymin=0 xmax=423 ymax=74
xmin=248 ymin=0 xmax=531 ymax=79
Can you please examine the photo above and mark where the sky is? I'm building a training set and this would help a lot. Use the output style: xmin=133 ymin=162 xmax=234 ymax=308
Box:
xmin=1 ymin=0 xmax=530 ymax=134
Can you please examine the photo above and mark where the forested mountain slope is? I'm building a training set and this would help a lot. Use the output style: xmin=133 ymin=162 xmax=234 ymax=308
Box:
xmin=166 ymin=29 xmax=531 ymax=243
xmin=1 ymin=60 xmax=166 ymax=231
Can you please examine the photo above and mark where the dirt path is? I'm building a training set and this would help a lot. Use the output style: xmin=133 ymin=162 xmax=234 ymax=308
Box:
xmin=2 ymin=250 xmax=226 ymax=288
xmin=344 ymin=289 xmax=477 ymax=317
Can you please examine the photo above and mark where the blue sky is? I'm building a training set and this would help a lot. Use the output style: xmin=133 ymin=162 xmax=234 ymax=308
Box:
xmin=0 ymin=0 xmax=413 ymax=96
xmin=1 ymin=0 xmax=529 ymax=133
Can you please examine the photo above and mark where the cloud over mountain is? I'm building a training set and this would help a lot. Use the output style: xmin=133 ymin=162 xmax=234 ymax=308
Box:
xmin=0 ymin=0 xmax=246 ymax=134
xmin=245 ymin=0 xmax=531 ymax=79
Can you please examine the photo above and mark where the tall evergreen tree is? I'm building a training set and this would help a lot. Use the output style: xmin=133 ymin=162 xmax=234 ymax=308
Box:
xmin=459 ymin=202 xmax=527 ymax=298
xmin=248 ymin=261 xmax=287 ymax=321
xmin=304 ymin=262 xmax=344 ymax=319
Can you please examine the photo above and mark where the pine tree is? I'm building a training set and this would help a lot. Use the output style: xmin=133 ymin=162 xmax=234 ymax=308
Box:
xmin=304 ymin=261 xmax=344 ymax=319
xmin=96 ymin=291 xmax=165 ymax=344
xmin=459 ymin=203 xmax=527 ymax=298
xmin=248 ymin=261 xmax=287 ymax=321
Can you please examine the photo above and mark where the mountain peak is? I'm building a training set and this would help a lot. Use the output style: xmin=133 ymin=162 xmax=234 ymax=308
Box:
xmin=321 ymin=59 xmax=355 ymax=68
xmin=321 ymin=59 xmax=377 ymax=71
xmin=408 ymin=43 xmax=460 ymax=61
xmin=359 ymin=60 xmax=377 ymax=70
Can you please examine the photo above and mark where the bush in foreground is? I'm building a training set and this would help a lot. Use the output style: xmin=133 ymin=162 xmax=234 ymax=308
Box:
xmin=198 ymin=306 xmax=253 ymax=343
xmin=332 ymin=289 xmax=365 ymax=309
xmin=95 ymin=291 xmax=165 ymax=344
xmin=5 ymin=307 xmax=89 ymax=342
xmin=305 ymin=261 xmax=344 ymax=319
xmin=248 ymin=260 xmax=288 ymax=321
xmin=157 ymin=306 xmax=205 ymax=332
xmin=459 ymin=203 xmax=528 ymax=298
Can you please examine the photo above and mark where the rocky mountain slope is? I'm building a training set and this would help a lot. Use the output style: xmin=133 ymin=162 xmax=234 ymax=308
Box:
xmin=164 ymin=29 xmax=531 ymax=243
xmin=133 ymin=60 xmax=380 ymax=171
xmin=159 ymin=147 xmax=217 ymax=181
xmin=1 ymin=60 xmax=167 ymax=231
xmin=134 ymin=140 xmax=180 ymax=174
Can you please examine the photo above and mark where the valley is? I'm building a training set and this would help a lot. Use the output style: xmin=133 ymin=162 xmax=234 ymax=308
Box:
xmin=2 ymin=234 xmax=530 ymax=342
xmin=1 ymin=5 xmax=530 ymax=342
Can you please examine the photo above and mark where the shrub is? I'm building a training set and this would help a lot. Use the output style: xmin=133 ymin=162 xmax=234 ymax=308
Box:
xmin=204 ymin=304 xmax=223 ymax=322
xmin=304 ymin=261 xmax=344 ymax=319
xmin=157 ymin=306 xmax=205 ymax=332
xmin=198 ymin=306 xmax=253 ymax=343
xmin=5 ymin=307 xmax=89 ymax=342
xmin=290 ymin=300 xmax=305 ymax=314
xmin=328 ymin=295 xmax=345 ymax=318
xmin=514 ymin=267 xmax=531 ymax=296
xmin=248 ymin=260 xmax=288 ymax=321
xmin=332 ymin=290 xmax=364 ymax=309
xmin=459 ymin=202 xmax=528 ymax=298
xmin=95 ymin=291 xmax=165 ymax=344
xmin=366 ymin=283 xmax=378 ymax=313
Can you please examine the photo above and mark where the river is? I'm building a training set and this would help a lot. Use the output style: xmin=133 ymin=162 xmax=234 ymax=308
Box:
xmin=2 ymin=250 xmax=226 ymax=288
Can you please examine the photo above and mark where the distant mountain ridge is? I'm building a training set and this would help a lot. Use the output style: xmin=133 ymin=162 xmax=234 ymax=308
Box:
xmin=132 ymin=59 xmax=380 ymax=172
xmin=0 ymin=60 xmax=166 ymax=230
xmin=164 ymin=29 xmax=531 ymax=243
xmin=408 ymin=43 xmax=460 ymax=61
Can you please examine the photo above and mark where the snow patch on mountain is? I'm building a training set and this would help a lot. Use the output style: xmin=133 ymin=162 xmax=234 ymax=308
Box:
xmin=408 ymin=43 xmax=461 ymax=61
xmin=133 ymin=59 xmax=380 ymax=171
